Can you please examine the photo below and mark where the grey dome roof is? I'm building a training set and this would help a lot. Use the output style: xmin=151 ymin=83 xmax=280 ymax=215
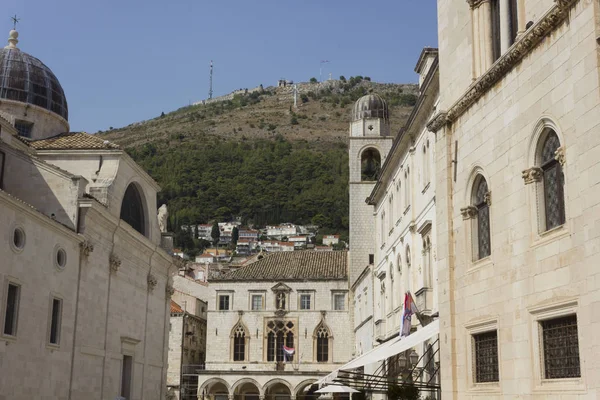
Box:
xmin=352 ymin=93 xmax=388 ymax=121
xmin=0 ymin=47 xmax=68 ymax=120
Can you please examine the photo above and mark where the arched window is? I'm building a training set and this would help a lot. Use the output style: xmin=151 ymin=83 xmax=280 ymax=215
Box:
xmin=404 ymin=168 xmax=411 ymax=209
xmin=315 ymin=322 xmax=331 ymax=362
xmin=473 ymin=176 xmax=491 ymax=259
xmin=380 ymin=212 xmax=385 ymax=243
xmin=423 ymin=237 xmax=432 ymax=288
xmin=539 ymin=131 xmax=565 ymax=231
xmin=266 ymin=320 xmax=295 ymax=362
xmin=389 ymin=262 xmax=395 ymax=311
xmin=361 ymin=148 xmax=381 ymax=181
xmin=120 ymin=183 xmax=146 ymax=236
xmin=388 ymin=195 xmax=394 ymax=229
xmin=406 ymin=246 xmax=412 ymax=293
xmin=423 ymin=143 xmax=429 ymax=186
xmin=232 ymin=323 xmax=248 ymax=361
xmin=396 ymin=180 xmax=402 ymax=212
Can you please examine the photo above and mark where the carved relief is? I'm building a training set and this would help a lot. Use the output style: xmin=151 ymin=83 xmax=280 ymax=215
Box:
xmin=460 ymin=206 xmax=478 ymax=220
xmin=147 ymin=273 xmax=158 ymax=292
xmin=109 ymin=253 xmax=121 ymax=272
xmin=554 ymin=146 xmax=566 ymax=166
xmin=484 ymin=191 xmax=492 ymax=207
xmin=165 ymin=283 xmax=175 ymax=297
xmin=426 ymin=111 xmax=448 ymax=133
xmin=79 ymin=240 xmax=94 ymax=258
xmin=522 ymin=167 xmax=543 ymax=184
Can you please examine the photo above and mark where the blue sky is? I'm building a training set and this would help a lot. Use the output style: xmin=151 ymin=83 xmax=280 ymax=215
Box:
xmin=5 ymin=0 xmax=438 ymax=133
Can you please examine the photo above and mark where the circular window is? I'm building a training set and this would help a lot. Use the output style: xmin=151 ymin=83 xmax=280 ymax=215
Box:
xmin=11 ymin=227 xmax=26 ymax=252
xmin=55 ymin=247 xmax=67 ymax=270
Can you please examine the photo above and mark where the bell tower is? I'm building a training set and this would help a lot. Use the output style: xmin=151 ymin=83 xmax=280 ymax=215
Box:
xmin=348 ymin=94 xmax=394 ymax=286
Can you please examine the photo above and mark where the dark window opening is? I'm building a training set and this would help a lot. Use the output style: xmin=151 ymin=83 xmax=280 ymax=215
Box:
xmin=267 ymin=331 xmax=275 ymax=361
xmin=540 ymin=131 xmax=565 ymax=231
xmin=121 ymin=355 xmax=133 ymax=399
xmin=49 ymin=298 xmax=62 ymax=345
xmin=369 ymin=254 xmax=374 ymax=265
xmin=542 ymin=315 xmax=580 ymax=379
xmin=474 ymin=176 xmax=491 ymax=259
xmin=14 ymin=120 xmax=33 ymax=138
xmin=361 ymin=148 xmax=381 ymax=181
xmin=3 ymin=283 xmax=20 ymax=336
xmin=120 ymin=184 xmax=145 ymax=236
xmin=474 ymin=330 xmax=499 ymax=383
xmin=491 ymin=0 xmax=501 ymax=61
xmin=218 ymin=295 xmax=230 ymax=311
xmin=316 ymin=327 xmax=329 ymax=362
xmin=509 ymin=0 xmax=519 ymax=44
xmin=233 ymin=332 xmax=245 ymax=361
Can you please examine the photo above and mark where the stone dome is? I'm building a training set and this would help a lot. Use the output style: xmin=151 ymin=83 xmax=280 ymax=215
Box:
xmin=352 ymin=93 xmax=388 ymax=121
xmin=0 ymin=31 xmax=68 ymax=121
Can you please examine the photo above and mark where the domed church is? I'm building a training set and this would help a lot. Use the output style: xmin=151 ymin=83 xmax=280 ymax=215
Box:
xmin=0 ymin=28 xmax=176 ymax=400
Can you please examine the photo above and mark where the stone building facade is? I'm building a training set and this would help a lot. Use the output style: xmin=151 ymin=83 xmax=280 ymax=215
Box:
xmin=0 ymin=29 xmax=176 ymax=399
xmin=196 ymin=251 xmax=352 ymax=400
xmin=346 ymin=51 xmax=441 ymax=398
xmin=429 ymin=0 xmax=600 ymax=398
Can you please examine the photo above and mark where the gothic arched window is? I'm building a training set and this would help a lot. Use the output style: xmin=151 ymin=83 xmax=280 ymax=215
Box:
xmin=473 ymin=176 xmax=491 ymax=260
xmin=315 ymin=322 xmax=331 ymax=362
xmin=232 ymin=323 xmax=248 ymax=361
xmin=361 ymin=148 xmax=381 ymax=181
xmin=266 ymin=320 xmax=295 ymax=362
xmin=539 ymin=131 xmax=565 ymax=231
xmin=120 ymin=183 xmax=146 ymax=236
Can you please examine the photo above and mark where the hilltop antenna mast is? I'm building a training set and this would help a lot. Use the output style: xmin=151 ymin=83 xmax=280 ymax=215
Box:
xmin=208 ymin=60 xmax=213 ymax=100
xmin=320 ymin=60 xmax=330 ymax=82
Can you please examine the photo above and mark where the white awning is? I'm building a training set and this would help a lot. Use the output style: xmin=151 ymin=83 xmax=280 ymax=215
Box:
xmin=315 ymin=385 xmax=359 ymax=394
xmin=316 ymin=320 xmax=440 ymax=385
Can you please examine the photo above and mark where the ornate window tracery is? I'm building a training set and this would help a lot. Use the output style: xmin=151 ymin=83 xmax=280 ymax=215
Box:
xmin=315 ymin=322 xmax=331 ymax=362
xmin=540 ymin=131 xmax=565 ymax=231
xmin=232 ymin=323 xmax=248 ymax=361
xmin=473 ymin=176 xmax=491 ymax=259
xmin=266 ymin=320 xmax=295 ymax=362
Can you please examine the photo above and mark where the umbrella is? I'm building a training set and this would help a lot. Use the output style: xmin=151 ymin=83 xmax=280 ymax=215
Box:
xmin=315 ymin=385 xmax=359 ymax=394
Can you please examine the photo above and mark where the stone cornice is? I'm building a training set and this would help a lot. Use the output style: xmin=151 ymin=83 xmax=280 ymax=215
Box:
xmin=429 ymin=0 xmax=578 ymax=133
xmin=426 ymin=111 xmax=448 ymax=133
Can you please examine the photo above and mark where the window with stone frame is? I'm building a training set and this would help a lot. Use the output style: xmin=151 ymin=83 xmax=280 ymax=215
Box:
xmin=472 ymin=175 xmax=491 ymax=260
xmin=422 ymin=141 xmax=430 ymax=187
xmin=232 ymin=323 xmax=247 ymax=361
xmin=250 ymin=294 xmax=264 ymax=311
xmin=396 ymin=180 xmax=402 ymax=218
xmin=405 ymin=246 xmax=412 ymax=293
xmin=422 ymin=236 xmax=432 ymax=288
xmin=3 ymin=282 xmax=20 ymax=336
xmin=388 ymin=195 xmax=394 ymax=232
xmin=218 ymin=294 xmax=230 ymax=311
xmin=473 ymin=330 xmax=499 ymax=383
xmin=541 ymin=315 xmax=580 ymax=379
xmin=539 ymin=130 xmax=565 ymax=231
xmin=315 ymin=322 xmax=331 ymax=362
xmin=404 ymin=168 xmax=411 ymax=210
xmin=266 ymin=320 xmax=295 ymax=362
xmin=299 ymin=293 xmax=311 ymax=310
xmin=333 ymin=292 xmax=346 ymax=311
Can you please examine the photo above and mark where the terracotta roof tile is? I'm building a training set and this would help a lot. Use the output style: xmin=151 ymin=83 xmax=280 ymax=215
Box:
xmin=213 ymin=251 xmax=347 ymax=281
xmin=26 ymin=132 xmax=120 ymax=150
xmin=171 ymin=300 xmax=183 ymax=313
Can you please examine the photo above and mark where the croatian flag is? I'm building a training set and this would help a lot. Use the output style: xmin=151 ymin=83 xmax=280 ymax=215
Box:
xmin=283 ymin=345 xmax=295 ymax=362
xmin=400 ymin=292 xmax=418 ymax=337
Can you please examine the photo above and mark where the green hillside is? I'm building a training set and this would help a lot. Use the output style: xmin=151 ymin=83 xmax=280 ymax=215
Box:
xmin=101 ymin=77 xmax=418 ymax=252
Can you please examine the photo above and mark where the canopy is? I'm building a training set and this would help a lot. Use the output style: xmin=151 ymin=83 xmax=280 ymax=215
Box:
xmin=315 ymin=385 xmax=359 ymax=394
xmin=317 ymin=320 xmax=440 ymax=385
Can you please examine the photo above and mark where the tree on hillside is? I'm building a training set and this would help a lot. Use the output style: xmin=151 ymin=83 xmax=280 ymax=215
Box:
xmin=232 ymin=226 xmax=239 ymax=246
xmin=310 ymin=77 xmax=318 ymax=83
xmin=211 ymin=221 xmax=220 ymax=247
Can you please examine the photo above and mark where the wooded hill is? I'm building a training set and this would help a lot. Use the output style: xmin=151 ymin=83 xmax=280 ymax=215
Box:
xmin=101 ymin=77 xmax=418 ymax=248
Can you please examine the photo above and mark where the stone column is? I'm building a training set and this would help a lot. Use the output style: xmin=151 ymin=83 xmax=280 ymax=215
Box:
xmin=499 ymin=0 xmax=511 ymax=52
xmin=480 ymin=0 xmax=494 ymax=70
xmin=517 ymin=0 xmax=526 ymax=37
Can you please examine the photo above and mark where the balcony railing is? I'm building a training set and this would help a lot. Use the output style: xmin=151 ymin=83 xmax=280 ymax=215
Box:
xmin=182 ymin=364 xmax=206 ymax=375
